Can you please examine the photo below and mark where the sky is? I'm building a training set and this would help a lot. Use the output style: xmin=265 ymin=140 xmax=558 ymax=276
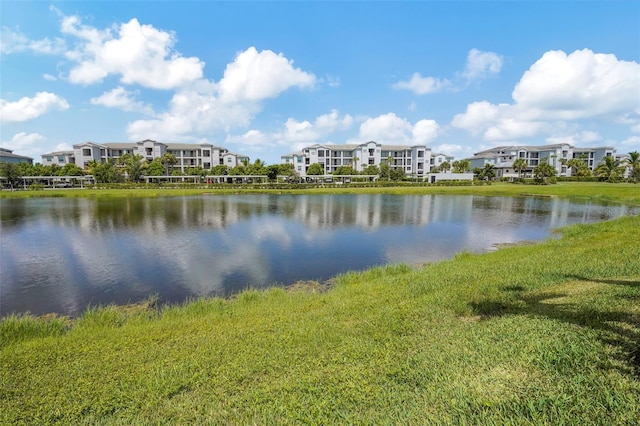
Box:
xmin=1 ymin=1 xmax=639 ymax=165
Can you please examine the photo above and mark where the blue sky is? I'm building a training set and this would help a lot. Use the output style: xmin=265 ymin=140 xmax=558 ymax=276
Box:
xmin=1 ymin=1 xmax=639 ymax=165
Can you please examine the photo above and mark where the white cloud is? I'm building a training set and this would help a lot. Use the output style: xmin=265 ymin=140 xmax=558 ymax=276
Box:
xmin=60 ymin=14 xmax=204 ymax=89
xmin=452 ymin=49 xmax=640 ymax=142
xmin=355 ymin=113 xmax=439 ymax=145
xmin=546 ymin=131 xmax=602 ymax=146
xmin=127 ymin=46 xmax=317 ymax=141
xmin=412 ymin=119 xmax=440 ymax=144
xmin=620 ymin=135 xmax=640 ymax=148
xmin=392 ymin=73 xmax=450 ymax=95
xmin=55 ymin=142 xmax=73 ymax=151
xmin=394 ymin=49 xmax=502 ymax=95
xmin=0 ymin=132 xmax=46 ymax=157
xmin=90 ymin=87 xmax=155 ymax=115
xmin=461 ymin=48 xmax=503 ymax=81
xmin=0 ymin=92 xmax=69 ymax=123
xmin=0 ymin=27 xmax=66 ymax=55
xmin=512 ymin=49 xmax=640 ymax=120
xmin=225 ymin=130 xmax=269 ymax=149
xmin=217 ymin=47 xmax=316 ymax=102
xmin=275 ymin=110 xmax=353 ymax=146
xmin=43 ymin=73 xmax=58 ymax=81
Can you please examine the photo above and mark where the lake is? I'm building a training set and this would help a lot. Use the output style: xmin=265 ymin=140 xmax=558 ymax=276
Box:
xmin=1 ymin=194 xmax=637 ymax=317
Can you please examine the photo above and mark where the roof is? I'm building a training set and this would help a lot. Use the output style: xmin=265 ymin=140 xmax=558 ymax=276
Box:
xmin=42 ymin=151 xmax=74 ymax=156
xmin=0 ymin=150 xmax=33 ymax=161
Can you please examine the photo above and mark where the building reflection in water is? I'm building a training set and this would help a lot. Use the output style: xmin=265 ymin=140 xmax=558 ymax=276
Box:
xmin=1 ymin=195 xmax=636 ymax=317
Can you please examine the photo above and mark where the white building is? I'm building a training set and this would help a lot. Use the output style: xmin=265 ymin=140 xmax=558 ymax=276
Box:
xmin=42 ymin=151 xmax=75 ymax=167
xmin=466 ymin=144 xmax=616 ymax=178
xmin=69 ymin=139 xmax=249 ymax=173
xmin=281 ymin=141 xmax=432 ymax=177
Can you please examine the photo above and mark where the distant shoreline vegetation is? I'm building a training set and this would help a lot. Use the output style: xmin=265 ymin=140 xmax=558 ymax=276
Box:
xmin=1 ymin=182 xmax=640 ymax=208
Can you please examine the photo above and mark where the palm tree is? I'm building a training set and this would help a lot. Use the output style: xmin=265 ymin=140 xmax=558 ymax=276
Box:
xmin=534 ymin=159 xmax=556 ymax=184
xmin=513 ymin=158 xmax=527 ymax=179
xmin=624 ymin=151 xmax=640 ymax=182
xmin=352 ymin=156 xmax=359 ymax=172
xmin=160 ymin=153 xmax=178 ymax=176
xmin=453 ymin=159 xmax=471 ymax=173
xmin=440 ymin=161 xmax=451 ymax=173
xmin=594 ymin=156 xmax=625 ymax=183
xmin=482 ymin=163 xmax=495 ymax=181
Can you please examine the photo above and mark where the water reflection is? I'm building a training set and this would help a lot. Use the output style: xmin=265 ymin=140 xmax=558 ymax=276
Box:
xmin=1 ymin=195 xmax=636 ymax=317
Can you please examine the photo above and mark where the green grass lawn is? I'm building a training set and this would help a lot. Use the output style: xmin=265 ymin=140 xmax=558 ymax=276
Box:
xmin=1 ymin=184 xmax=639 ymax=424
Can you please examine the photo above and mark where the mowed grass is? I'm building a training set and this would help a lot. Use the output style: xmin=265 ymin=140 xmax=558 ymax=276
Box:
xmin=2 ymin=182 xmax=640 ymax=206
xmin=1 ymin=214 xmax=639 ymax=423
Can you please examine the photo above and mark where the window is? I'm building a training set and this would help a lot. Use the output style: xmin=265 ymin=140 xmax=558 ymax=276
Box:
xmin=418 ymin=151 xmax=424 ymax=158
xmin=418 ymin=163 xmax=424 ymax=170
xmin=203 ymin=150 xmax=210 ymax=157
xmin=204 ymin=162 xmax=210 ymax=169
xmin=46 ymin=156 xmax=53 ymax=162
xmin=146 ymin=148 xmax=153 ymax=155
xmin=297 ymin=157 xmax=302 ymax=163
xmin=82 ymin=148 xmax=91 ymax=156
xmin=297 ymin=166 xmax=301 ymax=171
xmin=368 ymin=158 xmax=374 ymax=165
xmin=369 ymin=149 xmax=374 ymax=156
xmin=58 ymin=156 xmax=65 ymax=163
xmin=407 ymin=159 xmax=411 ymax=165
xmin=227 ymin=157 xmax=232 ymax=163
xmin=318 ymin=150 xmax=325 ymax=157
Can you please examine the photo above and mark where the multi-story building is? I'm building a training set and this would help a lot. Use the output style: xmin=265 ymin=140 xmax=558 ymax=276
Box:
xmin=0 ymin=147 xmax=33 ymax=165
xmin=281 ymin=141 xmax=432 ymax=177
xmin=68 ymin=139 xmax=249 ymax=173
xmin=466 ymin=144 xmax=616 ymax=178
xmin=42 ymin=151 xmax=75 ymax=167
xmin=431 ymin=152 xmax=455 ymax=170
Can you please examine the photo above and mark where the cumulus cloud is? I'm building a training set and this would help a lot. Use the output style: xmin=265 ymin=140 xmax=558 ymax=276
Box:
xmin=0 ymin=92 xmax=69 ymax=123
xmin=55 ymin=142 xmax=73 ymax=151
xmin=620 ymin=135 xmax=640 ymax=148
xmin=0 ymin=132 xmax=46 ymax=157
xmin=356 ymin=113 xmax=440 ymax=145
xmin=127 ymin=46 xmax=317 ymax=141
xmin=393 ymin=49 xmax=502 ymax=95
xmin=452 ymin=49 xmax=640 ymax=141
xmin=392 ymin=73 xmax=450 ymax=95
xmin=0 ymin=27 xmax=66 ymax=54
xmin=513 ymin=49 xmax=640 ymax=120
xmin=461 ymin=48 xmax=503 ymax=81
xmin=217 ymin=47 xmax=316 ymax=102
xmin=90 ymin=87 xmax=155 ymax=115
xmin=60 ymin=14 xmax=204 ymax=89
xmin=273 ymin=110 xmax=354 ymax=147
xmin=546 ymin=131 xmax=602 ymax=146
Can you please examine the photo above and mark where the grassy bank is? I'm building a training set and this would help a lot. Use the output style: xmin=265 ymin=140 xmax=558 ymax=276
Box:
xmin=1 ymin=182 xmax=640 ymax=205
xmin=1 ymin=214 xmax=639 ymax=423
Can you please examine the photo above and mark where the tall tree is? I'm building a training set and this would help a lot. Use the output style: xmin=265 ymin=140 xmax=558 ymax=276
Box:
xmin=595 ymin=156 xmax=625 ymax=183
xmin=513 ymin=158 xmax=527 ymax=179
xmin=440 ymin=161 xmax=451 ymax=173
xmin=0 ymin=162 xmax=23 ymax=190
xmin=452 ymin=159 xmax=471 ymax=173
xmin=306 ymin=163 xmax=324 ymax=175
xmin=160 ymin=153 xmax=178 ymax=176
xmin=624 ymin=151 xmax=640 ymax=183
xmin=482 ymin=163 xmax=496 ymax=181
xmin=119 ymin=154 xmax=147 ymax=182
xmin=534 ymin=160 xmax=557 ymax=184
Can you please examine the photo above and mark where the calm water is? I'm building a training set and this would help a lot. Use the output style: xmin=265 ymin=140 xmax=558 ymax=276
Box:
xmin=1 ymin=194 xmax=637 ymax=317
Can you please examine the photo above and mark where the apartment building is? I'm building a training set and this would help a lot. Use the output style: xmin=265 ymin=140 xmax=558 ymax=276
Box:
xmin=66 ymin=139 xmax=249 ymax=173
xmin=42 ymin=150 xmax=75 ymax=167
xmin=281 ymin=141 xmax=432 ymax=177
xmin=466 ymin=144 xmax=616 ymax=178
xmin=0 ymin=147 xmax=33 ymax=165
